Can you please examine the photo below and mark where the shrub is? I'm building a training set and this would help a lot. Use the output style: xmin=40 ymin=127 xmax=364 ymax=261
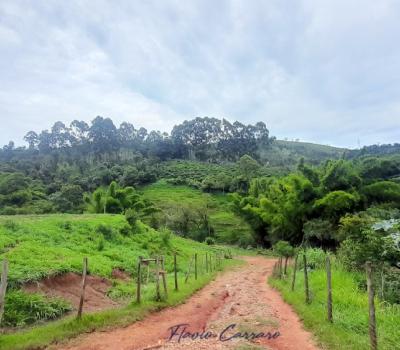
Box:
xmin=125 ymin=209 xmax=139 ymax=229
xmin=3 ymin=220 xmax=19 ymax=232
xmin=304 ymin=248 xmax=327 ymax=269
xmin=160 ymin=228 xmax=172 ymax=247
xmin=97 ymin=236 xmax=105 ymax=251
xmin=382 ymin=269 xmax=400 ymax=304
xmin=1 ymin=206 xmax=17 ymax=215
xmin=119 ymin=224 xmax=132 ymax=236
xmin=107 ymin=281 xmax=134 ymax=300
xmin=58 ymin=221 xmax=72 ymax=231
xmin=205 ymin=237 xmax=216 ymax=245
xmin=273 ymin=241 xmax=294 ymax=258
xmin=95 ymin=224 xmax=114 ymax=240
xmin=1 ymin=290 xmax=71 ymax=327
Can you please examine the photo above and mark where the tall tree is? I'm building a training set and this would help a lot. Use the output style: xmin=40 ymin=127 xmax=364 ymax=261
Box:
xmin=88 ymin=116 xmax=119 ymax=155
xmin=24 ymin=131 xmax=39 ymax=150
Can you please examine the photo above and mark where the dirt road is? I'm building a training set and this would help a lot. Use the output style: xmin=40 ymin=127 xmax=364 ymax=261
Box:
xmin=55 ymin=257 xmax=320 ymax=350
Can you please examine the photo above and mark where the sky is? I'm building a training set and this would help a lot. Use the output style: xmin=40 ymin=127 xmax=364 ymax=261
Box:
xmin=0 ymin=0 xmax=399 ymax=149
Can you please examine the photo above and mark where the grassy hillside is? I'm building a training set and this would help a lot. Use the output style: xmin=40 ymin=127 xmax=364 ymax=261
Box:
xmin=259 ymin=140 xmax=346 ymax=168
xmin=0 ymin=214 xmax=241 ymax=349
xmin=270 ymin=259 xmax=400 ymax=350
xmin=0 ymin=214 xmax=232 ymax=326
xmin=159 ymin=160 xmax=238 ymax=182
xmin=140 ymin=180 xmax=254 ymax=246
xmin=0 ymin=214 xmax=218 ymax=285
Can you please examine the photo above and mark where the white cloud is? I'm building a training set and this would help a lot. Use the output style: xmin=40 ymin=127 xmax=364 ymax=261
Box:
xmin=0 ymin=0 xmax=399 ymax=148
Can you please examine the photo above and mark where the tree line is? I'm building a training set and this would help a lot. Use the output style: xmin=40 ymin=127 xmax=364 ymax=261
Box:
xmin=1 ymin=116 xmax=272 ymax=163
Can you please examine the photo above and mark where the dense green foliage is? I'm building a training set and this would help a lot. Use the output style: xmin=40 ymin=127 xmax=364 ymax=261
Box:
xmin=2 ymin=291 xmax=71 ymax=327
xmin=0 ymin=215 xmax=222 ymax=285
xmin=232 ymin=157 xmax=400 ymax=248
xmin=140 ymin=180 xmax=255 ymax=247
xmin=0 ymin=214 xmax=234 ymax=331
xmin=270 ymin=250 xmax=400 ymax=350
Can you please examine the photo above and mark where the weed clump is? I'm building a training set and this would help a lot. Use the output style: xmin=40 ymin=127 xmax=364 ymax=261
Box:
xmin=1 ymin=290 xmax=71 ymax=327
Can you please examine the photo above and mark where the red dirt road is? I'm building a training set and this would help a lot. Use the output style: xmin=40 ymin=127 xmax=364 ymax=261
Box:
xmin=54 ymin=257 xmax=320 ymax=350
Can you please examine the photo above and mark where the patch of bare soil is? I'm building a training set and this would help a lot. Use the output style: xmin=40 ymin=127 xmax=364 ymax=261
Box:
xmin=54 ymin=257 xmax=320 ymax=350
xmin=112 ymin=268 xmax=131 ymax=281
xmin=24 ymin=272 xmax=118 ymax=312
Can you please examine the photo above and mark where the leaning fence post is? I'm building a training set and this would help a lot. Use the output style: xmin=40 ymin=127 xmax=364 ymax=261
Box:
xmin=77 ymin=257 xmax=88 ymax=318
xmin=366 ymin=261 xmax=377 ymax=350
xmin=291 ymin=253 xmax=299 ymax=291
xmin=303 ymin=252 xmax=310 ymax=304
xmin=0 ymin=259 xmax=9 ymax=325
xmin=174 ymin=252 xmax=178 ymax=291
xmin=326 ymin=255 xmax=333 ymax=322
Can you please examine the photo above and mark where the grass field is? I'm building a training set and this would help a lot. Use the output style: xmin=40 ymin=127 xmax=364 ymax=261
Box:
xmin=270 ymin=262 xmax=400 ymax=350
xmin=0 ymin=259 xmax=241 ymax=350
xmin=0 ymin=213 xmax=241 ymax=349
xmin=140 ymin=180 xmax=254 ymax=246
xmin=0 ymin=214 xmax=222 ymax=285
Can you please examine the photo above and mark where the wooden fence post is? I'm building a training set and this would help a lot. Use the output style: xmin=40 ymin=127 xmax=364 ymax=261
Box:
xmin=77 ymin=257 xmax=88 ymax=318
xmin=161 ymin=256 xmax=168 ymax=298
xmin=206 ymin=253 xmax=208 ymax=273
xmin=278 ymin=256 xmax=283 ymax=279
xmin=272 ymin=261 xmax=278 ymax=277
xmin=174 ymin=252 xmax=178 ymax=291
xmin=366 ymin=261 xmax=377 ymax=350
xmin=326 ymin=255 xmax=333 ymax=322
xmin=291 ymin=253 xmax=298 ymax=291
xmin=0 ymin=259 xmax=9 ymax=325
xmin=155 ymin=256 xmax=161 ymax=301
xmin=284 ymin=256 xmax=289 ymax=275
xmin=303 ymin=252 xmax=310 ymax=304
xmin=136 ymin=257 xmax=142 ymax=303
xmin=195 ymin=253 xmax=198 ymax=280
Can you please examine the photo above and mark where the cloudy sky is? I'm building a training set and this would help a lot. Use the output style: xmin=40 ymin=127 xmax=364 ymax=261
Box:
xmin=0 ymin=0 xmax=399 ymax=148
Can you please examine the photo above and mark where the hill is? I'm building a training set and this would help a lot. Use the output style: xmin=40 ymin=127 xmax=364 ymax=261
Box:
xmin=0 ymin=214 xmax=231 ymax=331
xmin=258 ymin=140 xmax=347 ymax=168
xmin=140 ymin=180 xmax=254 ymax=246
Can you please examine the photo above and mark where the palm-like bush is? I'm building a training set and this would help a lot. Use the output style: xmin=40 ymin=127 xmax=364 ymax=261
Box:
xmin=84 ymin=182 xmax=158 ymax=219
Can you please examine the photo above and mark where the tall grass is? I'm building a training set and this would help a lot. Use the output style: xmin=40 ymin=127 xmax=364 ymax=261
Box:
xmin=270 ymin=258 xmax=400 ymax=350
xmin=0 ymin=258 xmax=241 ymax=350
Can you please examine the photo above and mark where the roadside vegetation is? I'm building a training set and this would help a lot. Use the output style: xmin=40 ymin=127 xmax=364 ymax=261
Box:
xmin=1 ymin=259 xmax=240 ymax=350
xmin=270 ymin=249 xmax=400 ymax=350
xmin=0 ymin=214 xmax=236 ymax=329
